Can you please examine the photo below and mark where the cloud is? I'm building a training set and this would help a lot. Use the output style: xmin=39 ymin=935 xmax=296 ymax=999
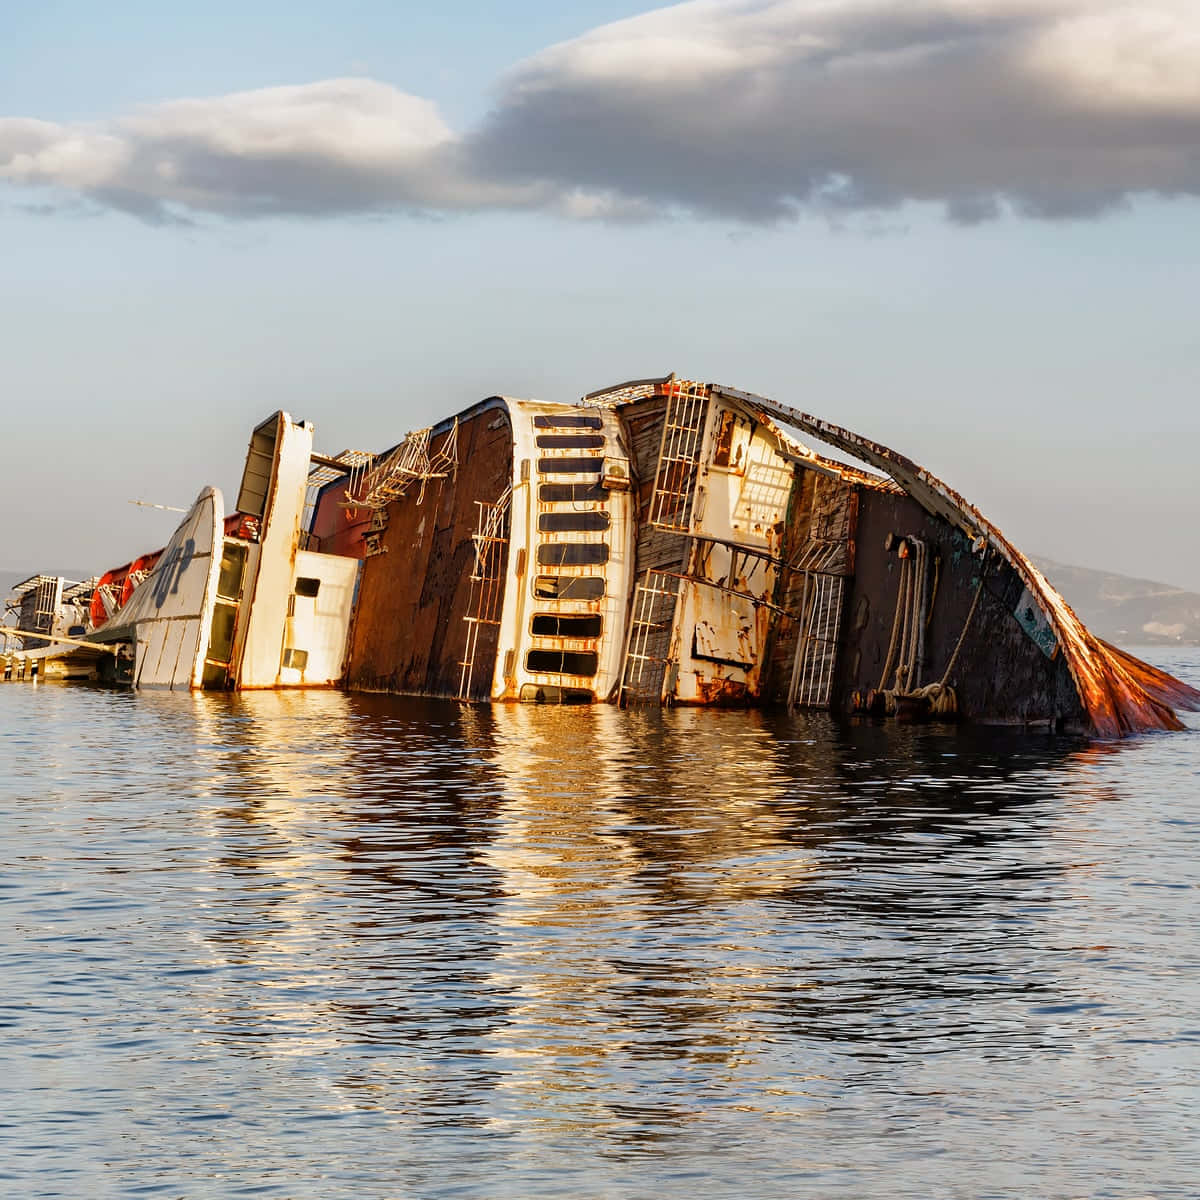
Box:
xmin=478 ymin=0 xmax=1200 ymax=221
xmin=0 ymin=79 xmax=533 ymax=221
xmin=3 ymin=1 xmax=1200 ymax=225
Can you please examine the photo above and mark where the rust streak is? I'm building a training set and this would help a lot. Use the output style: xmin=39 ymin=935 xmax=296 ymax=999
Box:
xmin=718 ymin=385 xmax=1197 ymax=738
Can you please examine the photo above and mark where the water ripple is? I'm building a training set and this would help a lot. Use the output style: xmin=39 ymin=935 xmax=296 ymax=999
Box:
xmin=2 ymin=651 xmax=1199 ymax=1198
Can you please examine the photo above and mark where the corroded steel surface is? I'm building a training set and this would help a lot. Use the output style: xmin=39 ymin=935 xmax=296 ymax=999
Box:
xmin=836 ymin=487 xmax=1087 ymax=729
xmin=717 ymin=386 xmax=1200 ymax=737
xmin=343 ymin=404 xmax=513 ymax=699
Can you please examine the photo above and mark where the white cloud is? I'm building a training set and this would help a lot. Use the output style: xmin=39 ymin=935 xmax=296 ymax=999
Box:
xmin=3 ymin=1 xmax=1200 ymax=225
xmin=1 ymin=79 xmax=514 ymax=221
xmin=0 ymin=118 xmax=129 ymax=189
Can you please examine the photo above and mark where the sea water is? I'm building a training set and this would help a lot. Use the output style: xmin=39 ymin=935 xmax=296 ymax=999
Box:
xmin=2 ymin=649 xmax=1198 ymax=1198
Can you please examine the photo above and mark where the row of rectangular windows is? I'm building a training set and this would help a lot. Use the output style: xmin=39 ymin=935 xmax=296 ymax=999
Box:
xmin=530 ymin=419 xmax=606 ymax=680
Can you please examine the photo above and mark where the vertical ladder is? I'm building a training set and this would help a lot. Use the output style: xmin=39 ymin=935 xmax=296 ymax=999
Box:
xmin=649 ymin=381 xmax=709 ymax=531
xmin=32 ymin=577 xmax=58 ymax=634
xmin=458 ymin=486 xmax=511 ymax=700
xmin=787 ymin=572 xmax=845 ymax=711
xmin=618 ymin=569 xmax=681 ymax=706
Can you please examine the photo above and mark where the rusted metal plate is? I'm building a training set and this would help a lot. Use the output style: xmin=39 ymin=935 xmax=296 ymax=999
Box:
xmin=835 ymin=488 xmax=1087 ymax=728
xmin=690 ymin=581 xmax=759 ymax=669
xmin=343 ymin=403 xmax=513 ymax=699
xmin=718 ymin=385 xmax=1200 ymax=737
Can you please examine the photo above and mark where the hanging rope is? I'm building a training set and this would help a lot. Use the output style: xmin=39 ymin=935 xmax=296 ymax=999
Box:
xmin=877 ymin=553 xmax=910 ymax=691
xmin=868 ymin=536 xmax=985 ymax=719
xmin=876 ymin=537 xmax=928 ymax=695
xmin=872 ymin=572 xmax=985 ymax=718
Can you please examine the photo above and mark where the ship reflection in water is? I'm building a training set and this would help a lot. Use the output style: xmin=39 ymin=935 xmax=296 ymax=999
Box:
xmin=3 ymin=663 xmax=1198 ymax=1196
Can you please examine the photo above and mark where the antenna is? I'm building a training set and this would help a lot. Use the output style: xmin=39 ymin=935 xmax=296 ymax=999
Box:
xmin=128 ymin=499 xmax=186 ymax=513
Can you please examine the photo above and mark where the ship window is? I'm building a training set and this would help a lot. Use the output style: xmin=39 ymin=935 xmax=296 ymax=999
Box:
xmin=519 ymin=684 xmax=593 ymax=703
xmin=294 ymin=576 xmax=321 ymax=598
xmin=202 ymin=661 xmax=229 ymax=690
xmin=282 ymin=648 xmax=309 ymax=670
xmin=534 ymin=576 xmax=605 ymax=600
xmin=537 ymin=543 xmax=609 ymax=566
xmin=525 ymin=649 xmax=598 ymax=676
xmin=537 ymin=457 xmax=603 ymax=474
xmin=539 ymin=482 xmax=606 ymax=503
xmin=533 ymin=415 xmax=603 ymax=430
xmin=536 ymin=434 xmax=605 ymax=450
xmin=217 ymin=541 xmax=248 ymax=601
xmin=531 ymin=614 xmax=603 ymax=638
xmin=207 ymin=601 xmax=238 ymax=664
xmin=538 ymin=511 xmax=610 ymax=533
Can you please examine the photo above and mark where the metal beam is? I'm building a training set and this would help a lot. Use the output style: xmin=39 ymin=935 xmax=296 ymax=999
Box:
xmin=0 ymin=626 xmax=121 ymax=654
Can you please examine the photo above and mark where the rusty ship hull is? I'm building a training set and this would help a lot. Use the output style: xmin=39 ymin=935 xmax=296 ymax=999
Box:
xmin=304 ymin=375 xmax=1199 ymax=737
xmin=9 ymin=374 xmax=1198 ymax=739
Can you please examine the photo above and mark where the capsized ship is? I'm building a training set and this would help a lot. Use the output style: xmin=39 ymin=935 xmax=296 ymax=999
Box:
xmin=7 ymin=375 xmax=1198 ymax=738
xmin=304 ymin=374 xmax=1198 ymax=738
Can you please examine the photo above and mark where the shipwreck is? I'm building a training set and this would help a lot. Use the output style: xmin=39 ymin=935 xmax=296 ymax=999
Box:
xmin=5 ymin=374 xmax=1198 ymax=738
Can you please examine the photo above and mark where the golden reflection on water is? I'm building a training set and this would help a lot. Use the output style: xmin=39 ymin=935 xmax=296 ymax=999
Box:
xmin=174 ymin=693 xmax=831 ymax=1123
xmin=185 ymin=690 xmax=365 ymax=1062
xmin=466 ymin=704 xmax=823 ymax=1130
xmin=5 ymin=667 xmax=1200 ymax=1196
xmin=137 ymin=687 xmax=1195 ymax=1139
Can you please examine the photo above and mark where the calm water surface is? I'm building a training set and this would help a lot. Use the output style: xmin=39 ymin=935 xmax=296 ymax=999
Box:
xmin=2 ymin=649 xmax=1198 ymax=1198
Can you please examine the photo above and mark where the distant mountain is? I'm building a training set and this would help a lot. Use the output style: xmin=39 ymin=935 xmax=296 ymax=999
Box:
xmin=1035 ymin=558 xmax=1200 ymax=647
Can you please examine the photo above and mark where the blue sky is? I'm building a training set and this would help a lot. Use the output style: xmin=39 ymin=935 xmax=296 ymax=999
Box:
xmin=3 ymin=0 xmax=1199 ymax=590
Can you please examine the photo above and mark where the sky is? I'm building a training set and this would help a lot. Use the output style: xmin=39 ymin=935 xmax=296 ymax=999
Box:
xmin=2 ymin=0 xmax=1199 ymax=589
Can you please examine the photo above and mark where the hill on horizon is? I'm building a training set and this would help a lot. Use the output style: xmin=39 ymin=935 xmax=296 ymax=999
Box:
xmin=1033 ymin=557 xmax=1200 ymax=648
